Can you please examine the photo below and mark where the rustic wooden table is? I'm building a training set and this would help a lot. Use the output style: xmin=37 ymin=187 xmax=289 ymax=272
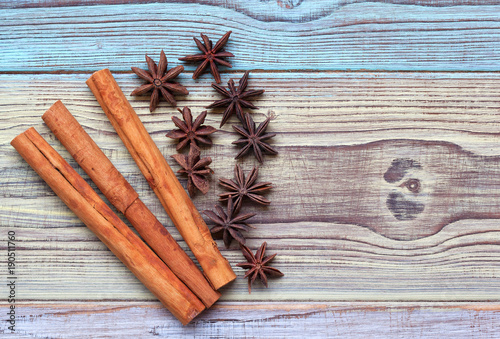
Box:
xmin=1 ymin=0 xmax=500 ymax=337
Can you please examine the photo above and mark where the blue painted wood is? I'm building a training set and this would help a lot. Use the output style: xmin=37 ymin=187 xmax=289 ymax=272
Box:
xmin=0 ymin=2 xmax=499 ymax=72
xmin=2 ymin=0 xmax=500 ymax=23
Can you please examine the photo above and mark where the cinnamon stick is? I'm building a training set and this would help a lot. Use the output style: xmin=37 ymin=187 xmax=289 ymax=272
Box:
xmin=42 ymin=100 xmax=220 ymax=307
xmin=87 ymin=69 xmax=236 ymax=289
xmin=11 ymin=128 xmax=205 ymax=325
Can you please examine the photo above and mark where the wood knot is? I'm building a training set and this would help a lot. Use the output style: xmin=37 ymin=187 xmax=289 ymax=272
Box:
xmin=384 ymin=158 xmax=425 ymax=221
xmin=401 ymin=178 xmax=421 ymax=193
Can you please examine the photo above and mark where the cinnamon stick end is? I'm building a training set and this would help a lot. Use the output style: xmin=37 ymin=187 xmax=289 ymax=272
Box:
xmin=41 ymin=100 xmax=65 ymax=123
xmin=210 ymin=265 xmax=237 ymax=291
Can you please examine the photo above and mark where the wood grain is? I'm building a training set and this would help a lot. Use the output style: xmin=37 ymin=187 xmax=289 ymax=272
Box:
xmin=0 ymin=2 xmax=499 ymax=72
xmin=1 ymin=72 xmax=500 ymax=303
xmin=4 ymin=220 xmax=500 ymax=301
xmin=2 ymin=0 xmax=499 ymax=23
xmin=2 ymin=72 xmax=500 ymax=148
xmin=2 ymin=302 xmax=500 ymax=338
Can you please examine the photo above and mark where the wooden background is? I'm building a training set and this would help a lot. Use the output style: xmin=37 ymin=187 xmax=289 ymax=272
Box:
xmin=1 ymin=0 xmax=500 ymax=337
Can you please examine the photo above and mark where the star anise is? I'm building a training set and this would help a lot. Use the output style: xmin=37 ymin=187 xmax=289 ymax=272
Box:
xmin=219 ymin=164 xmax=272 ymax=212
xmin=233 ymin=113 xmax=278 ymax=164
xmin=171 ymin=145 xmax=213 ymax=197
xmin=203 ymin=198 xmax=256 ymax=249
xmin=131 ymin=50 xmax=189 ymax=112
xmin=179 ymin=31 xmax=234 ymax=84
xmin=166 ymin=106 xmax=217 ymax=151
xmin=206 ymin=71 xmax=265 ymax=127
xmin=237 ymin=242 xmax=284 ymax=293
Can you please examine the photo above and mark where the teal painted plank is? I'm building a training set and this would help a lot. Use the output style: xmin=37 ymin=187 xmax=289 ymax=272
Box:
xmin=0 ymin=2 xmax=499 ymax=72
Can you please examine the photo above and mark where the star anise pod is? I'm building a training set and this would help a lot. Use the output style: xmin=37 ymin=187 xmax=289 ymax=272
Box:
xmin=166 ymin=106 xmax=217 ymax=151
xmin=233 ymin=113 xmax=278 ymax=164
xmin=179 ymin=31 xmax=234 ymax=84
xmin=203 ymin=198 xmax=256 ymax=249
xmin=219 ymin=164 xmax=272 ymax=212
xmin=237 ymin=242 xmax=284 ymax=293
xmin=131 ymin=50 xmax=189 ymax=112
xmin=206 ymin=71 xmax=265 ymax=127
xmin=171 ymin=145 xmax=213 ymax=197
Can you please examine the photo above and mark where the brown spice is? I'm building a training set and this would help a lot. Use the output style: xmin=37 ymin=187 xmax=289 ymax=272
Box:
xmin=233 ymin=113 xmax=278 ymax=164
xmin=12 ymin=127 xmax=206 ymax=324
xmin=166 ymin=107 xmax=217 ymax=151
xmin=88 ymin=69 xmax=236 ymax=290
xmin=131 ymin=50 xmax=188 ymax=112
xmin=179 ymin=31 xmax=233 ymax=84
xmin=204 ymin=198 xmax=256 ymax=249
xmin=171 ymin=145 xmax=213 ymax=197
xmin=42 ymin=101 xmax=221 ymax=308
xmin=206 ymin=71 xmax=265 ymax=127
xmin=219 ymin=164 xmax=272 ymax=212
xmin=237 ymin=242 xmax=284 ymax=294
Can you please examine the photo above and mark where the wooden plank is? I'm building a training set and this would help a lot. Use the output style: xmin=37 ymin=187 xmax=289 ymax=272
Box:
xmin=6 ymin=138 xmax=500 ymax=241
xmin=1 ymin=72 xmax=500 ymax=148
xmin=4 ymin=0 xmax=500 ymax=9
xmin=2 ymin=0 xmax=499 ymax=23
xmin=3 ymin=221 xmax=500 ymax=301
xmin=2 ymin=72 xmax=500 ymax=301
xmin=2 ymin=302 xmax=500 ymax=338
xmin=1 ymin=3 xmax=499 ymax=72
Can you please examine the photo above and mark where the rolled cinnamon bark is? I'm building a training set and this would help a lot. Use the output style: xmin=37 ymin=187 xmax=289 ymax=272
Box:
xmin=11 ymin=128 xmax=205 ymax=325
xmin=87 ymin=69 xmax=236 ymax=289
xmin=42 ymin=100 xmax=220 ymax=307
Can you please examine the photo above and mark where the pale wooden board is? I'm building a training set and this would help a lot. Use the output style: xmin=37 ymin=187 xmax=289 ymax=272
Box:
xmin=1 ymin=2 xmax=500 ymax=72
xmin=2 ymin=72 xmax=500 ymax=145
xmin=2 ymin=302 xmax=500 ymax=338
xmin=1 ymin=72 xmax=500 ymax=304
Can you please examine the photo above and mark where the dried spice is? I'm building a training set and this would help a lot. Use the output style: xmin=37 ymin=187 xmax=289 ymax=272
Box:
xmin=179 ymin=31 xmax=233 ymax=84
xmin=237 ymin=242 xmax=284 ymax=293
xmin=131 ymin=50 xmax=189 ymax=112
xmin=219 ymin=164 xmax=272 ymax=212
xmin=171 ymin=145 xmax=213 ymax=197
xmin=166 ymin=107 xmax=217 ymax=151
xmin=233 ymin=113 xmax=278 ymax=164
xmin=90 ymin=70 xmax=236 ymax=290
xmin=204 ymin=198 xmax=256 ymax=249
xmin=207 ymin=71 xmax=265 ymax=127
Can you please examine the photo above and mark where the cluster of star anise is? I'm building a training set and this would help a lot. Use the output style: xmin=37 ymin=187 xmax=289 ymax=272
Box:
xmin=202 ymin=163 xmax=283 ymax=294
xmin=166 ymin=106 xmax=215 ymax=197
xmin=130 ymin=32 xmax=278 ymax=164
xmin=129 ymin=35 xmax=229 ymax=197
xmin=131 ymin=32 xmax=283 ymax=293
xmin=207 ymin=71 xmax=278 ymax=164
